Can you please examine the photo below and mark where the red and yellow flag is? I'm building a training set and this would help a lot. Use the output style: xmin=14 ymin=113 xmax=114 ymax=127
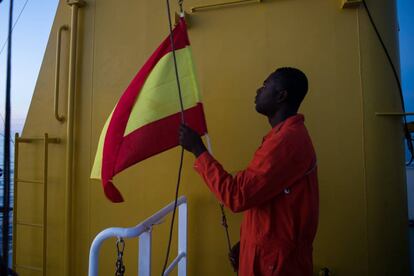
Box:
xmin=91 ymin=18 xmax=207 ymax=203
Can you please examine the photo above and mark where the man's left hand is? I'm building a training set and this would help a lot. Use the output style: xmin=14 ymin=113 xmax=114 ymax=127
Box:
xmin=179 ymin=124 xmax=207 ymax=157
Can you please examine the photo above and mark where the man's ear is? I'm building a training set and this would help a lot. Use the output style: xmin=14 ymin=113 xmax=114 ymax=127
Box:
xmin=276 ymin=90 xmax=288 ymax=103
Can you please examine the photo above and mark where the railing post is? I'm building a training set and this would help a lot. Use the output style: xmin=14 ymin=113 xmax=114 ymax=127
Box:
xmin=88 ymin=237 xmax=102 ymax=276
xmin=138 ymin=229 xmax=152 ymax=276
xmin=178 ymin=203 xmax=187 ymax=276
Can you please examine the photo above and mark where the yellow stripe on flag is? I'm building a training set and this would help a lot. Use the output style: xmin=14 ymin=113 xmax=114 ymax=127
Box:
xmin=91 ymin=46 xmax=202 ymax=180
xmin=91 ymin=109 xmax=113 ymax=179
xmin=124 ymin=46 xmax=201 ymax=136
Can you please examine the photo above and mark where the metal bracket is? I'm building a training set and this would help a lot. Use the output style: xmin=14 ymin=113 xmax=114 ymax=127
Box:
xmin=175 ymin=12 xmax=190 ymax=27
xmin=341 ymin=0 xmax=362 ymax=9
xmin=67 ymin=0 xmax=86 ymax=7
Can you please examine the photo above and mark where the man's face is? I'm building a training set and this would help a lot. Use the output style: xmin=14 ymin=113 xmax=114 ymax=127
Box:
xmin=255 ymin=75 xmax=285 ymax=116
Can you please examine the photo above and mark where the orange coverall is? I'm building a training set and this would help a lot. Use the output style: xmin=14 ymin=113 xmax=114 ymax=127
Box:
xmin=194 ymin=114 xmax=319 ymax=276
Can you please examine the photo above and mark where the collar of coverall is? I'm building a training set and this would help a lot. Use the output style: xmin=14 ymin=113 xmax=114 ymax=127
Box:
xmin=263 ymin=113 xmax=305 ymax=141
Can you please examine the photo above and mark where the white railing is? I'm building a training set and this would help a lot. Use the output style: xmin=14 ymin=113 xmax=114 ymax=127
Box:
xmin=88 ymin=196 xmax=187 ymax=276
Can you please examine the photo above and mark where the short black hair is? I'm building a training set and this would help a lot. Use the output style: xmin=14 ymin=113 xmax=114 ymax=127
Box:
xmin=270 ymin=67 xmax=308 ymax=109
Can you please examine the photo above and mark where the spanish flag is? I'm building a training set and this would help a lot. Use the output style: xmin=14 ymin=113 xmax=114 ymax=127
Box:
xmin=91 ymin=18 xmax=207 ymax=203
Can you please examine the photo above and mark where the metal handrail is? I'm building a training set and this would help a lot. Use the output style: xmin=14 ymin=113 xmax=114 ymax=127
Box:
xmin=16 ymin=137 xmax=60 ymax=143
xmin=88 ymin=196 xmax=187 ymax=276
xmin=54 ymin=25 xmax=69 ymax=123
xmin=190 ymin=0 xmax=261 ymax=13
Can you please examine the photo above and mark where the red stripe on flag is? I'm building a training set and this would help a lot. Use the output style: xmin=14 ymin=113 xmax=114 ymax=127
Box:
xmin=102 ymin=19 xmax=191 ymax=202
xmin=114 ymin=103 xmax=207 ymax=175
xmin=103 ymin=104 xmax=207 ymax=202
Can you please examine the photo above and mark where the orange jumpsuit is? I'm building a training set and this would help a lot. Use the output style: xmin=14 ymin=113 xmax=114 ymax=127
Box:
xmin=194 ymin=114 xmax=319 ymax=276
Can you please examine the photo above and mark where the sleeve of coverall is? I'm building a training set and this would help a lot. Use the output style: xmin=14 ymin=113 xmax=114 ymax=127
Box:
xmin=194 ymin=130 xmax=313 ymax=212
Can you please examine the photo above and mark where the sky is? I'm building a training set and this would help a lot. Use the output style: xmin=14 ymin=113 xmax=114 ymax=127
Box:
xmin=398 ymin=0 xmax=414 ymax=115
xmin=0 ymin=0 xmax=412 ymax=158
xmin=397 ymin=0 xmax=414 ymax=163
xmin=0 ymin=0 xmax=58 ymax=134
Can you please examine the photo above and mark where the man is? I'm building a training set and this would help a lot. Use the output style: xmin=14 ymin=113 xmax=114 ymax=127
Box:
xmin=179 ymin=67 xmax=319 ymax=275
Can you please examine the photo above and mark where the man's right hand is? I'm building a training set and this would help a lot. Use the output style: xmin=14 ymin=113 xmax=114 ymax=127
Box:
xmin=178 ymin=124 xmax=207 ymax=157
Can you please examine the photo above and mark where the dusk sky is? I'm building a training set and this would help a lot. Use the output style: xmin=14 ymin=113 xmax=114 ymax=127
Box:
xmin=398 ymin=0 xmax=414 ymax=117
xmin=0 ymin=0 xmax=412 ymax=154
xmin=0 ymin=0 xmax=58 ymax=133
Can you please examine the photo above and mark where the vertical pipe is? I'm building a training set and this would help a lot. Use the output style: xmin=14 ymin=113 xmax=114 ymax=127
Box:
xmin=65 ymin=1 xmax=84 ymax=275
xmin=138 ymin=231 xmax=152 ymax=276
xmin=2 ymin=0 xmax=14 ymax=271
xmin=12 ymin=133 xmax=18 ymax=270
xmin=178 ymin=203 xmax=187 ymax=276
xmin=43 ymin=134 xmax=48 ymax=276
xmin=88 ymin=238 xmax=102 ymax=276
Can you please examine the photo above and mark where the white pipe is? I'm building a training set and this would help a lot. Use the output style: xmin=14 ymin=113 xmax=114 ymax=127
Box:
xmin=88 ymin=196 xmax=187 ymax=276
xmin=163 ymin=252 xmax=186 ymax=276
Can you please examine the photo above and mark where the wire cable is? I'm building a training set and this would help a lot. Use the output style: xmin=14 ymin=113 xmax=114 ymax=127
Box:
xmin=161 ymin=148 xmax=184 ymax=275
xmin=167 ymin=1 xmax=185 ymax=123
xmin=0 ymin=0 xmax=30 ymax=58
xmin=220 ymin=203 xmax=232 ymax=252
xmin=161 ymin=2 xmax=233 ymax=274
xmin=161 ymin=0 xmax=186 ymax=275
xmin=362 ymin=0 xmax=414 ymax=165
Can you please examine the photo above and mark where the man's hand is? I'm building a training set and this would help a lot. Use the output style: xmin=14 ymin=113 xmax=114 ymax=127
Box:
xmin=179 ymin=124 xmax=207 ymax=157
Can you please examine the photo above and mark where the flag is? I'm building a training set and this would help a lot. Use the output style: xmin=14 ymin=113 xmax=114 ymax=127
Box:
xmin=91 ymin=18 xmax=207 ymax=203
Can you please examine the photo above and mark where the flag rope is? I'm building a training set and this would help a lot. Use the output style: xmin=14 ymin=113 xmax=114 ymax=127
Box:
xmin=167 ymin=0 xmax=185 ymax=124
xmin=206 ymin=134 xmax=232 ymax=253
xmin=161 ymin=1 xmax=233 ymax=275
xmin=161 ymin=0 xmax=186 ymax=274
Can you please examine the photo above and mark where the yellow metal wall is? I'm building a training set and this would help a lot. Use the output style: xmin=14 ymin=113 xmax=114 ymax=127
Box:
xmin=16 ymin=0 xmax=409 ymax=275
xmin=358 ymin=2 xmax=410 ymax=275
xmin=14 ymin=1 xmax=70 ymax=275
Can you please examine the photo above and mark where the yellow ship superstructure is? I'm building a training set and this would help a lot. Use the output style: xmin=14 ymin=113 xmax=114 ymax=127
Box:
xmin=13 ymin=0 xmax=410 ymax=275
